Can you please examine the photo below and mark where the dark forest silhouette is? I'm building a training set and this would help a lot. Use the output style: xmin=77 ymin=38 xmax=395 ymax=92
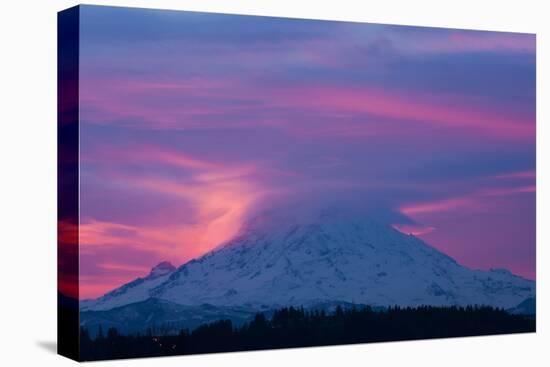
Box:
xmin=79 ymin=305 xmax=535 ymax=361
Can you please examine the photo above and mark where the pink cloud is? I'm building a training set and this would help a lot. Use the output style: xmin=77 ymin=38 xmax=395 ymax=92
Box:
xmin=279 ymin=86 xmax=534 ymax=140
xmin=400 ymin=197 xmax=477 ymax=216
xmin=399 ymin=182 xmax=535 ymax=217
xmin=79 ymin=147 xmax=271 ymax=298
xmin=80 ymin=76 xmax=256 ymax=130
xmin=479 ymin=185 xmax=535 ymax=197
xmin=81 ymin=73 xmax=534 ymax=141
xmin=134 ymin=147 xmax=222 ymax=170
xmin=393 ymin=31 xmax=535 ymax=55
xmin=82 ymin=144 xmax=223 ymax=171
xmin=493 ymin=170 xmax=536 ymax=180
xmin=448 ymin=32 xmax=535 ymax=53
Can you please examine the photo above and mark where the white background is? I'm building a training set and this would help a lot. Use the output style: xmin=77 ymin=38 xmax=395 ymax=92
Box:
xmin=0 ymin=0 xmax=548 ymax=366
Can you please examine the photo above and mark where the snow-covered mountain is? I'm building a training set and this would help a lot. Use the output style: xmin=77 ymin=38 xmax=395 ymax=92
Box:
xmin=80 ymin=298 xmax=257 ymax=337
xmin=82 ymin=209 xmax=535 ymax=313
xmin=507 ymin=297 xmax=536 ymax=315
xmin=81 ymin=261 xmax=176 ymax=311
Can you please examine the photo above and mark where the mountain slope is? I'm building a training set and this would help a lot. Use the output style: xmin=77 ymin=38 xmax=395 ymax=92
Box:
xmin=80 ymin=298 xmax=257 ymax=337
xmin=81 ymin=261 xmax=176 ymax=311
xmin=507 ymin=296 xmax=536 ymax=315
xmin=83 ymin=210 xmax=535 ymax=312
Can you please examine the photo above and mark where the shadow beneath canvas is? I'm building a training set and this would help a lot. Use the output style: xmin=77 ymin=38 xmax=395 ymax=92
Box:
xmin=36 ymin=340 xmax=57 ymax=354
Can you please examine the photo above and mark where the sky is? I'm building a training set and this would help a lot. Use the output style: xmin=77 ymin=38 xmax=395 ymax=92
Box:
xmin=76 ymin=5 xmax=536 ymax=299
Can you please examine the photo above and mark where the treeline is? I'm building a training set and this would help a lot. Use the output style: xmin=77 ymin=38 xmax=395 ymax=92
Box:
xmin=80 ymin=305 xmax=535 ymax=361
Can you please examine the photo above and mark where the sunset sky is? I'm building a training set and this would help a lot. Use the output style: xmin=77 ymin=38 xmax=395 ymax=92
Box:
xmin=77 ymin=6 xmax=535 ymax=299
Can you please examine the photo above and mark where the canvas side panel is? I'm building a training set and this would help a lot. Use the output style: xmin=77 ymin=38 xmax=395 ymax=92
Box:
xmin=57 ymin=5 xmax=80 ymax=361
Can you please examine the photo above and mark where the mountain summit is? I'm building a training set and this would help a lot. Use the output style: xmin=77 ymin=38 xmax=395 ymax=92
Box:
xmin=148 ymin=261 xmax=176 ymax=279
xmin=82 ymin=210 xmax=535 ymax=312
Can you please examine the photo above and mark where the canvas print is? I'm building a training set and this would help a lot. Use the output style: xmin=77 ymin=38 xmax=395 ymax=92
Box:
xmin=58 ymin=5 xmax=536 ymax=361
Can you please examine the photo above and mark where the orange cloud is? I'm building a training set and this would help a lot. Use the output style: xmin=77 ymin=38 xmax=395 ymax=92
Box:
xmin=80 ymin=148 xmax=267 ymax=297
xmin=130 ymin=168 xmax=261 ymax=254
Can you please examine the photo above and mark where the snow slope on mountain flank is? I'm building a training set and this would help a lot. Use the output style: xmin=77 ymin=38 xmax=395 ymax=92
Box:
xmin=81 ymin=261 xmax=176 ymax=311
xmin=82 ymin=210 xmax=535 ymax=311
